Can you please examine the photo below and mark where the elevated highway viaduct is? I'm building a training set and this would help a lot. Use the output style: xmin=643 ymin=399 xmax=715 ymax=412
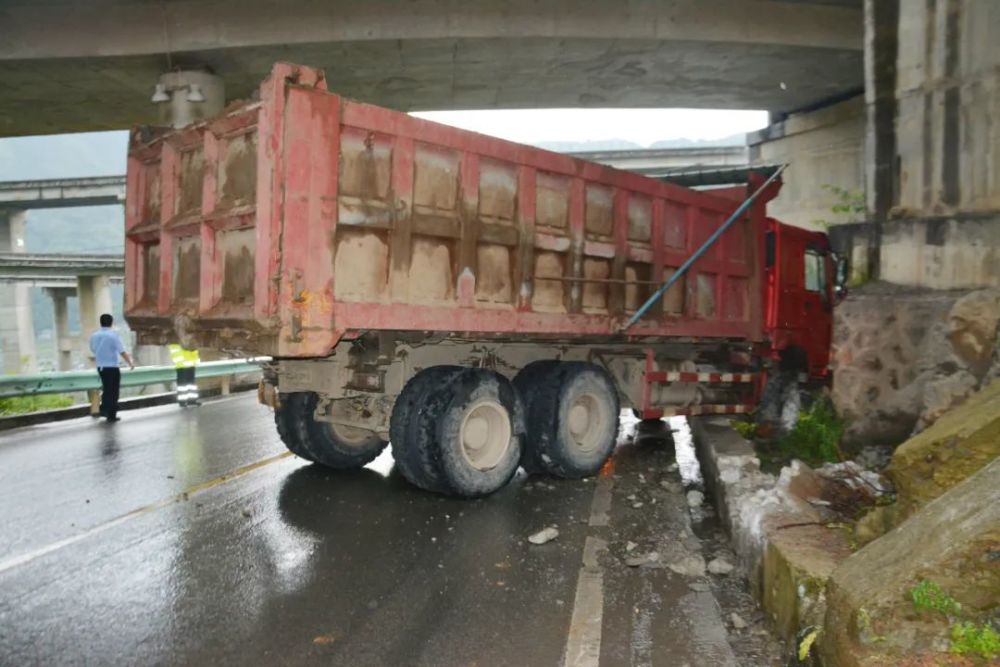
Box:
xmin=0 ymin=0 xmax=863 ymax=136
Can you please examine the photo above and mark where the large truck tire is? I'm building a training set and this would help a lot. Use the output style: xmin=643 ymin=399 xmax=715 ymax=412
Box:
xmin=274 ymin=392 xmax=316 ymax=462
xmin=389 ymin=366 xmax=463 ymax=493
xmin=513 ymin=360 xmax=562 ymax=473
xmin=293 ymin=392 xmax=388 ymax=469
xmin=393 ymin=367 xmax=524 ymax=497
xmin=522 ymin=362 xmax=620 ymax=479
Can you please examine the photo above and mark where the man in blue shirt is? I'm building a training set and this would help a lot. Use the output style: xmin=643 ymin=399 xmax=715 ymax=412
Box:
xmin=88 ymin=313 xmax=134 ymax=422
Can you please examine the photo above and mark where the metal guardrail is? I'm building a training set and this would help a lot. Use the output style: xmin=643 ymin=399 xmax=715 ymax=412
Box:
xmin=0 ymin=359 xmax=265 ymax=399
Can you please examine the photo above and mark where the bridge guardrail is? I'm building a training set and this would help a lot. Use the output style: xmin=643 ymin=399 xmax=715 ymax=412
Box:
xmin=0 ymin=359 xmax=267 ymax=403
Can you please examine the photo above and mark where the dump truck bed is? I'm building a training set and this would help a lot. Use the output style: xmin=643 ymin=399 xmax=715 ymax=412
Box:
xmin=125 ymin=63 xmax=766 ymax=358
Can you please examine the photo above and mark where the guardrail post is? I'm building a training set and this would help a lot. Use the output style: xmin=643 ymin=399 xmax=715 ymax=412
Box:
xmin=87 ymin=389 xmax=100 ymax=416
xmin=221 ymin=375 xmax=231 ymax=396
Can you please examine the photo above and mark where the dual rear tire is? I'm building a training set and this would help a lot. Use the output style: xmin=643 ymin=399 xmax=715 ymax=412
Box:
xmin=389 ymin=367 xmax=524 ymax=497
xmin=389 ymin=361 xmax=619 ymax=496
xmin=275 ymin=360 xmax=620 ymax=497
xmin=517 ymin=361 xmax=620 ymax=479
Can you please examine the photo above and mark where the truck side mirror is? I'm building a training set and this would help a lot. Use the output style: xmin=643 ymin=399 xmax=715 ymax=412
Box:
xmin=832 ymin=253 xmax=849 ymax=303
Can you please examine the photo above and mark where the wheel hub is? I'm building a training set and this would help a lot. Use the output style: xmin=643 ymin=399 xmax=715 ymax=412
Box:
xmin=567 ymin=393 xmax=605 ymax=452
xmin=459 ymin=400 xmax=511 ymax=470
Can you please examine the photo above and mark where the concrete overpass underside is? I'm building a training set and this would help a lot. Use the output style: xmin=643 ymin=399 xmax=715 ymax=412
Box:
xmin=0 ymin=0 xmax=862 ymax=136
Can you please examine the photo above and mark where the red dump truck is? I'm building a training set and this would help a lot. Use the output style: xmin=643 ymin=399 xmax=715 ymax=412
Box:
xmin=125 ymin=63 xmax=845 ymax=496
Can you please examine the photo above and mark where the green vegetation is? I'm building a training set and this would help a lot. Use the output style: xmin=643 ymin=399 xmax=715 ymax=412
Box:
xmin=735 ymin=400 xmax=844 ymax=470
xmin=776 ymin=399 xmax=844 ymax=466
xmin=731 ymin=419 xmax=757 ymax=439
xmin=0 ymin=394 xmax=75 ymax=416
xmin=950 ymin=621 xmax=1000 ymax=661
xmin=813 ymin=184 xmax=866 ymax=230
xmin=856 ymin=608 xmax=887 ymax=642
xmin=797 ymin=627 xmax=820 ymax=661
xmin=908 ymin=580 xmax=998 ymax=661
xmin=910 ymin=580 xmax=962 ymax=617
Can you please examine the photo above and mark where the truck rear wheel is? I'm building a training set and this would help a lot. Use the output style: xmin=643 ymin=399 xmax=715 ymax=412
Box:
xmin=274 ymin=393 xmax=317 ymax=462
xmin=389 ymin=366 xmax=463 ymax=493
xmin=522 ymin=362 xmax=620 ymax=478
xmin=293 ymin=392 xmax=388 ymax=469
xmin=513 ymin=360 xmax=561 ymax=473
xmin=392 ymin=367 xmax=524 ymax=497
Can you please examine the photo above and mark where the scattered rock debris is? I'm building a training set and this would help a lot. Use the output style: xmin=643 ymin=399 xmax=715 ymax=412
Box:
xmin=707 ymin=557 xmax=735 ymax=575
xmin=527 ymin=527 xmax=559 ymax=545
xmin=730 ymin=613 xmax=748 ymax=630
xmin=667 ymin=554 xmax=707 ymax=577
xmin=686 ymin=489 xmax=704 ymax=507
xmin=312 ymin=634 xmax=336 ymax=646
xmin=624 ymin=551 xmax=660 ymax=568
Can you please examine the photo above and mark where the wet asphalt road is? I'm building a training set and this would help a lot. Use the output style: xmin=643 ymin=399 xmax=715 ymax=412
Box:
xmin=0 ymin=394 xmax=765 ymax=666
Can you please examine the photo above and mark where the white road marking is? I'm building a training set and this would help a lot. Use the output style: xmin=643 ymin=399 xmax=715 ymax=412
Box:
xmin=563 ymin=566 xmax=605 ymax=667
xmin=588 ymin=475 xmax=614 ymax=527
xmin=0 ymin=451 xmax=291 ymax=575
xmin=564 ymin=470 xmax=615 ymax=667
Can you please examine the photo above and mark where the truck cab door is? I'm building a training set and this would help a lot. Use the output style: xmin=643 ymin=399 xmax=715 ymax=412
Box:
xmin=769 ymin=224 xmax=833 ymax=377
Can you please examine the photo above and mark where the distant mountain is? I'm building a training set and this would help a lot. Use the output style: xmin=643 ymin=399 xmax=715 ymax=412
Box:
xmin=538 ymin=134 xmax=746 ymax=153
xmin=536 ymin=139 xmax=644 ymax=152
xmin=649 ymin=134 xmax=746 ymax=148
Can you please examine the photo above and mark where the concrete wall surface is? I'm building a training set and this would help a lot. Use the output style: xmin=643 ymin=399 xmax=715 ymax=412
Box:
xmin=862 ymin=0 xmax=1000 ymax=289
xmin=832 ymin=216 xmax=1000 ymax=289
xmin=880 ymin=216 xmax=1000 ymax=288
xmin=894 ymin=0 xmax=1000 ymax=217
xmin=748 ymin=96 xmax=865 ymax=229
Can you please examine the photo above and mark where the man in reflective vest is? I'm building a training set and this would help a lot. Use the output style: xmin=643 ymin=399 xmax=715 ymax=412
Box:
xmin=168 ymin=344 xmax=200 ymax=407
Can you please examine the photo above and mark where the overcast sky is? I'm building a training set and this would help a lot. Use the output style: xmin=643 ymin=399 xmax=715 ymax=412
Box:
xmin=412 ymin=108 xmax=768 ymax=146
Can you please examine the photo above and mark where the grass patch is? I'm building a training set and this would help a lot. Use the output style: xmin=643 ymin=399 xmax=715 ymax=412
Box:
xmin=908 ymin=581 xmax=998 ymax=660
xmin=950 ymin=621 xmax=1000 ymax=661
xmin=731 ymin=419 xmax=757 ymax=439
xmin=0 ymin=394 xmax=75 ymax=416
xmin=911 ymin=580 xmax=962 ymax=617
xmin=753 ymin=399 xmax=844 ymax=470
xmin=778 ymin=399 xmax=843 ymax=465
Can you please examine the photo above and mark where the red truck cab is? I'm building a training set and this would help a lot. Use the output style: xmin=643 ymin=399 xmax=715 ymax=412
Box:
xmin=765 ymin=219 xmax=845 ymax=381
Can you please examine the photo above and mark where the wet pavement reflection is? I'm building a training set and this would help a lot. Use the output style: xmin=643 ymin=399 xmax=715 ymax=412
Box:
xmin=0 ymin=394 xmax=756 ymax=666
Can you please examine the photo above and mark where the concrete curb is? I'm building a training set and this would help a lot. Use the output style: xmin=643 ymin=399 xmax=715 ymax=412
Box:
xmin=690 ymin=416 xmax=852 ymax=647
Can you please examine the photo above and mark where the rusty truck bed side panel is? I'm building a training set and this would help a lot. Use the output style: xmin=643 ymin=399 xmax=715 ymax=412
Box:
xmin=125 ymin=63 xmax=766 ymax=357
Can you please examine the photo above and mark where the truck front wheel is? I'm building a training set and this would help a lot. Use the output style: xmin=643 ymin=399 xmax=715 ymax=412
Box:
xmin=275 ymin=393 xmax=317 ymax=462
xmin=291 ymin=392 xmax=388 ymax=469
xmin=521 ymin=362 xmax=620 ymax=478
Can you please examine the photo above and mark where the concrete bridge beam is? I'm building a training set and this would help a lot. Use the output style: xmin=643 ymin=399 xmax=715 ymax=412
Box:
xmin=44 ymin=287 xmax=76 ymax=371
xmin=0 ymin=210 xmax=35 ymax=374
xmin=0 ymin=0 xmax=864 ymax=136
xmin=77 ymin=275 xmax=112 ymax=364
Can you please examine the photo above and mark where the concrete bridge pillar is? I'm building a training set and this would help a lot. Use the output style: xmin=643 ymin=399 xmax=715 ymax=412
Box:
xmin=860 ymin=0 xmax=1000 ymax=288
xmin=77 ymin=275 xmax=112 ymax=361
xmin=45 ymin=287 xmax=77 ymax=371
xmin=0 ymin=209 xmax=36 ymax=374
